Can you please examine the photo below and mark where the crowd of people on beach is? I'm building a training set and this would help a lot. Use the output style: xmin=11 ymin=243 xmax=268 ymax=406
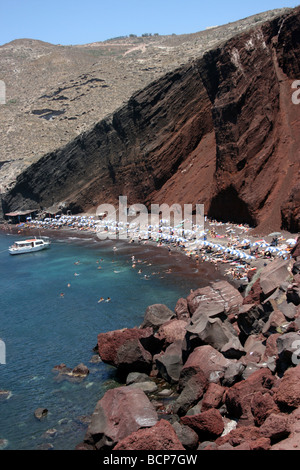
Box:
xmin=13 ymin=213 xmax=298 ymax=285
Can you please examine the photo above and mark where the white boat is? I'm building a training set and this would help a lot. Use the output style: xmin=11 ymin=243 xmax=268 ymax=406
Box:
xmin=9 ymin=237 xmax=51 ymax=255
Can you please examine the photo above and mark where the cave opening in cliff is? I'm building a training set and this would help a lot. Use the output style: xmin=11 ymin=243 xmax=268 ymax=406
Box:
xmin=207 ymin=185 xmax=256 ymax=227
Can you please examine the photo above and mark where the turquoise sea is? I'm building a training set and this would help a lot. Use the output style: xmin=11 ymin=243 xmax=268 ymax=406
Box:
xmin=0 ymin=229 xmax=220 ymax=450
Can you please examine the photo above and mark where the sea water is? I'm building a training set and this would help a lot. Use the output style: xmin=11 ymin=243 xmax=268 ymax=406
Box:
xmin=0 ymin=230 xmax=218 ymax=450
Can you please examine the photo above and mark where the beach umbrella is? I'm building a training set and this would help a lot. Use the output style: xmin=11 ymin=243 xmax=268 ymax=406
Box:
xmin=277 ymin=251 xmax=288 ymax=256
xmin=268 ymin=246 xmax=279 ymax=253
xmin=286 ymin=239 xmax=297 ymax=245
xmin=268 ymin=232 xmax=281 ymax=237
xmin=216 ymin=245 xmax=226 ymax=251
xmin=230 ymin=250 xmax=240 ymax=256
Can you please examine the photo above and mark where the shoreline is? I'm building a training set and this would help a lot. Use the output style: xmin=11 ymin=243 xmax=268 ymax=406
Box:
xmin=1 ymin=217 xmax=298 ymax=292
xmin=0 ymin=222 xmax=226 ymax=290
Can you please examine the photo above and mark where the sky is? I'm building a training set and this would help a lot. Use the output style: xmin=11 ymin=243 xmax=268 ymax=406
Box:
xmin=0 ymin=0 xmax=299 ymax=46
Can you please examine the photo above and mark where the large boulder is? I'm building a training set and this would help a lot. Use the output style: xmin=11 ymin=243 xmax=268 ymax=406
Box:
xmin=114 ymin=419 xmax=185 ymax=450
xmin=185 ymin=310 xmax=244 ymax=359
xmin=172 ymin=422 xmax=199 ymax=450
xmin=259 ymin=413 xmax=290 ymax=442
xmin=115 ymin=338 xmax=153 ymax=375
xmin=155 ymin=319 xmax=188 ymax=349
xmin=83 ymin=386 xmax=158 ymax=450
xmin=97 ymin=327 xmax=153 ymax=365
xmin=186 ymin=281 xmax=243 ymax=317
xmin=224 ymin=368 xmax=278 ymax=426
xmin=277 ymin=299 xmax=297 ymax=320
xmin=237 ymin=303 xmax=269 ymax=337
xmin=210 ymin=280 xmax=244 ymax=315
xmin=215 ymin=425 xmax=270 ymax=450
xmin=174 ymin=298 xmax=190 ymax=320
xmin=155 ymin=340 xmax=183 ymax=384
xmin=181 ymin=408 xmax=224 ymax=440
xmin=275 ymin=363 xmax=300 ymax=410
xmin=97 ymin=327 xmax=153 ymax=374
xmin=259 ymin=258 xmax=293 ymax=298
xmin=250 ymin=391 xmax=280 ymax=426
xmin=276 ymin=332 xmax=300 ymax=373
xmin=243 ymin=279 xmax=264 ymax=305
xmin=201 ymin=382 xmax=226 ymax=411
xmin=186 ymin=286 xmax=225 ymax=317
xmin=179 ymin=345 xmax=233 ymax=387
xmin=141 ymin=304 xmax=175 ymax=330
xmin=172 ymin=371 xmax=208 ymax=416
xmin=262 ymin=309 xmax=287 ymax=337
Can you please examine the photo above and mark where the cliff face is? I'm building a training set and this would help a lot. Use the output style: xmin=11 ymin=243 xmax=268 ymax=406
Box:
xmin=200 ymin=10 xmax=300 ymax=232
xmin=2 ymin=7 xmax=300 ymax=233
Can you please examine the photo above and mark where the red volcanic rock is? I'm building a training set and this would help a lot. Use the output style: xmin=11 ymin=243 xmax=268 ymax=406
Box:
xmin=259 ymin=259 xmax=293 ymax=298
xmin=155 ymin=319 xmax=188 ymax=348
xmin=141 ymin=304 xmax=176 ymax=330
xmin=115 ymin=338 xmax=153 ymax=375
xmin=250 ymin=391 xmax=280 ymax=426
xmin=242 ymin=280 xmax=264 ymax=305
xmin=83 ymin=386 xmax=158 ymax=450
xmin=262 ymin=309 xmax=287 ymax=336
xmin=271 ymin=407 xmax=300 ymax=450
xmin=186 ymin=281 xmax=243 ymax=317
xmin=97 ymin=327 xmax=153 ymax=371
xmin=259 ymin=413 xmax=289 ymax=442
xmin=179 ymin=345 xmax=232 ymax=386
xmin=114 ymin=419 xmax=185 ymax=451
xmin=185 ymin=309 xmax=244 ymax=359
xmin=173 ymin=371 xmax=208 ymax=416
xmin=181 ymin=408 xmax=224 ymax=440
xmin=263 ymin=333 xmax=280 ymax=363
xmin=201 ymin=383 xmax=226 ymax=411
xmin=174 ymin=298 xmax=190 ymax=320
xmin=275 ymin=364 xmax=300 ymax=409
xmin=154 ymin=339 xmax=184 ymax=384
xmin=224 ymin=368 xmax=278 ymax=426
xmin=215 ymin=426 xmax=271 ymax=450
xmin=271 ymin=433 xmax=300 ymax=450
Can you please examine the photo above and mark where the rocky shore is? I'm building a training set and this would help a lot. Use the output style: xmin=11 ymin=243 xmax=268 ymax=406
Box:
xmin=76 ymin=237 xmax=300 ymax=451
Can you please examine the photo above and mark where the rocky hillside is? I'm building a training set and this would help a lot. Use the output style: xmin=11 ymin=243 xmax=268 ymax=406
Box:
xmin=1 ymin=7 xmax=299 ymax=233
